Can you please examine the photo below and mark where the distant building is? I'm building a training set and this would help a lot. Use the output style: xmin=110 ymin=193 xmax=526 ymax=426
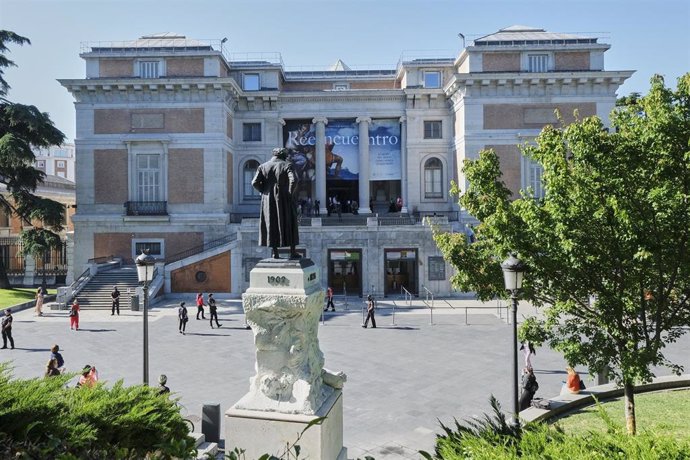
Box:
xmin=33 ymin=143 xmax=76 ymax=182
xmin=59 ymin=28 xmax=633 ymax=296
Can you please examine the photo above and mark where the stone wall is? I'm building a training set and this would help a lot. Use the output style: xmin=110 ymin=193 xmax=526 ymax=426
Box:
xmin=94 ymin=108 xmax=205 ymax=134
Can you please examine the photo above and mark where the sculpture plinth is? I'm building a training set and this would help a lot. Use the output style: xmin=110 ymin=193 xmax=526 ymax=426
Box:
xmin=226 ymin=258 xmax=346 ymax=459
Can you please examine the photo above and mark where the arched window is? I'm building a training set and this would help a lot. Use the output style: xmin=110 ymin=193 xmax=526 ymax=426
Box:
xmin=424 ymin=158 xmax=443 ymax=199
xmin=243 ymin=160 xmax=260 ymax=200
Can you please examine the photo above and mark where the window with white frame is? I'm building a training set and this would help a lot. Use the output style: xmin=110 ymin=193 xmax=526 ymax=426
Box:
xmin=36 ymin=160 xmax=46 ymax=168
xmin=424 ymin=157 xmax=443 ymax=198
xmin=136 ymin=154 xmax=161 ymax=202
xmin=424 ymin=120 xmax=442 ymax=139
xmin=132 ymin=239 xmax=164 ymax=259
xmin=529 ymin=161 xmax=544 ymax=198
xmin=424 ymin=71 xmax=442 ymax=88
xmin=243 ymin=73 xmax=260 ymax=91
xmin=243 ymin=123 xmax=262 ymax=142
xmin=528 ymin=54 xmax=549 ymax=73
xmin=56 ymin=160 xmax=66 ymax=168
xmin=333 ymin=83 xmax=350 ymax=91
xmin=243 ymin=160 xmax=261 ymax=200
xmin=139 ymin=61 xmax=160 ymax=78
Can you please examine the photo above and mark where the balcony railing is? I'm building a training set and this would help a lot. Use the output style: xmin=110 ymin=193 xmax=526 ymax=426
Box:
xmin=124 ymin=201 xmax=168 ymax=216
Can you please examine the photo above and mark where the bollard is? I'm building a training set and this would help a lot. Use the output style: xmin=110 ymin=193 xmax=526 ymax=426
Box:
xmin=202 ymin=403 xmax=221 ymax=443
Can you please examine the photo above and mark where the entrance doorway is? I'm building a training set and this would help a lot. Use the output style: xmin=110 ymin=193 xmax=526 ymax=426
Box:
xmin=328 ymin=249 xmax=362 ymax=297
xmin=384 ymin=248 xmax=418 ymax=296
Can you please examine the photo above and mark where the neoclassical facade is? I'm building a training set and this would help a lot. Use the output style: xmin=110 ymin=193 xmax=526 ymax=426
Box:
xmin=60 ymin=27 xmax=632 ymax=296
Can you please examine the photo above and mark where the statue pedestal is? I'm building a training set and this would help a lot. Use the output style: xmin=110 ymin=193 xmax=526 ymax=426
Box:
xmin=225 ymin=258 xmax=346 ymax=458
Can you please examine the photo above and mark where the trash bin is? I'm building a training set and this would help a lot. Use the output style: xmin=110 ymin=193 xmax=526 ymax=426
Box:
xmin=130 ymin=295 xmax=140 ymax=311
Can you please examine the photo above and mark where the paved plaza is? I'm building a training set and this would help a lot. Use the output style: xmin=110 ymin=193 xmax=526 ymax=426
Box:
xmin=4 ymin=297 xmax=690 ymax=459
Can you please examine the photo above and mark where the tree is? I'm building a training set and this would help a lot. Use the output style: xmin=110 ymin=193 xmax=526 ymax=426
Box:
xmin=0 ymin=31 xmax=65 ymax=288
xmin=434 ymin=74 xmax=690 ymax=435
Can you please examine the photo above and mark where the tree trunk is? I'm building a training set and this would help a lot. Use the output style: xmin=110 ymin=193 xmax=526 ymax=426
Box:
xmin=623 ymin=380 xmax=636 ymax=435
xmin=0 ymin=257 xmax=11 ymax=289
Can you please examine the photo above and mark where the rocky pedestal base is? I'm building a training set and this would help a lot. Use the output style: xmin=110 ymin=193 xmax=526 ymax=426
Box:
xmin=225 ymin=389 xmax=346 ymax=460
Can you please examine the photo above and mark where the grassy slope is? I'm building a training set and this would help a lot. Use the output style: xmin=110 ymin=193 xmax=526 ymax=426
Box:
xmin=0 ymin=288 xmax=57 ymax=309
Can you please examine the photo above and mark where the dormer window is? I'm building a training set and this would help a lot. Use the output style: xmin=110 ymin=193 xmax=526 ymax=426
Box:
xmin=139 ymin=61 xmax=160 ymax=78
xmin=424 ymin=71 xmax=441 ymax=88
xmin=528 ymin=54 xmax=549 ymax=73
xmin=243 ymin=73 xmax=260 ymax=91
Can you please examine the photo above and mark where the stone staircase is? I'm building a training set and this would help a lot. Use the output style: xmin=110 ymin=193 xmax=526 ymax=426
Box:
xmin=191 ymin=432 xmax=221 ymax=459
xmin=75 ymin=266 xmax=140 ymax=310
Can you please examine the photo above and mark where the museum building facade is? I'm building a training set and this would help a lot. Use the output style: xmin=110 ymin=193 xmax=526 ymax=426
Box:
xmin=60 ymin=26 xmax=632 ymax=297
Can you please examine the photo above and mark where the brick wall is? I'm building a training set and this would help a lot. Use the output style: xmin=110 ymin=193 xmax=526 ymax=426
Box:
xmin=93 ymin=232 xmax=204 ymax=264
xmin=166 ymin=58 xmax=204 ymax=77
xmin=171 ymin=251 xmax=231 ymax=292
xmin=94 ymin=149 xmax=128 ymax=204
xmin=482 ymin=53 xmax=521 ymax=72
xmin=99 ymin=59 xmax=134 ymax=77
xmin=168 ymin=149 xmax=204 ymax=204
xmin=483 ymin=103 xmax=596 ymax=129
xmin=554 ymin=52 xmax=590 ymax=71
xmin=94 ymin=108 xmax=205 ymax=134
xmin=486 ymin=144 xmax=522 ymax=197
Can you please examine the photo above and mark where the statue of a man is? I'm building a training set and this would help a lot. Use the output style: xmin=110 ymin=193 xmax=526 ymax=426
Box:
xmin=252 ymin=148 xmax=300 ymax=259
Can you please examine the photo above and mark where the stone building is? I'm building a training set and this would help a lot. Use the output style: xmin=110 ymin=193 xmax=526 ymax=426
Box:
xmin=33 ymin=143 xmax=76 ymax=182
xmin=59 ymin=27 xmax=632 ymax=297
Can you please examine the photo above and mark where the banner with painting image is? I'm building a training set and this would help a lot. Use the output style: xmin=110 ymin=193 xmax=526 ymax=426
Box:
xmin=283 ymin=119 xmax=316 ymax=184
xmin=324 ymin=119 xmax=359 ymax=180
xmin=369 ymin=119 xmax=401 ymax=180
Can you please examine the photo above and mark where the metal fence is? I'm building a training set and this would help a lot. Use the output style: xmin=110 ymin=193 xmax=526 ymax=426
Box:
xmin=0 ymin=237 xmax=68 ymax=276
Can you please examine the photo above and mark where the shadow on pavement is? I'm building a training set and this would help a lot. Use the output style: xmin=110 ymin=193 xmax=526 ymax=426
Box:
xmin=74 ymin=329 xmax=117 ymax=333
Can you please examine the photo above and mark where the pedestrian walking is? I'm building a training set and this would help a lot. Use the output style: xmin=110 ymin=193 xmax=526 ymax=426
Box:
xmin=519 ymin=367 xmax=539 ymax=410
xmin=208 ymin=294 xmax=221 ymax=328
xmin=520 ymin=341 xmax=536 ymax=368
xmin=324 ymin=287 xmax=335 ymax=312
xmin=363 ymin=294 xmax=376 ymax=328
xmin=50 ymin=344 xmax=65 ymax=372
xmin=77 ymin=365 xmax=99 ymax=388
xmin=196 ymin=293 xmax=206 ymax=320
xmin=69 ymin=299 xmax=80 ymax=330
xmin=45 ymin=358 xmax=60 ymax=377
xmin=1 ymin=309 xmax=14 ymax=349
xmin=178 ymin=302 xmax=188 ymax=335
xmin=158 ymin=374 xmax=170 ymax=395
xmin=111 ymin=286 xmax=120 ymax=316
xmin=35 ymin=287 xmax=44 ymax=316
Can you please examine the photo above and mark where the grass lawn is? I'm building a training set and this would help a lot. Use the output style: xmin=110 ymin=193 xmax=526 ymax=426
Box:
xmin=0 ymin=288 xmax=57 ymax=310
xmin=554 ymin=389 xmax=690 ymax=438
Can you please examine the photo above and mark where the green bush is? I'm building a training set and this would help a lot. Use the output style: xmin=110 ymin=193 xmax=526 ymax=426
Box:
xmin=422 ymin=397 xmax=690 ymax=460
xmin=0 ymin=363 xmax=196 ymax=459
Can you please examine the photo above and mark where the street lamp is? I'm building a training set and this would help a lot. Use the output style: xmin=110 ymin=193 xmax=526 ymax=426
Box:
xmin=135 ymin=250 xmax=155 ymax=385
xmin=501 ymin=253 xmax=526 ymax=428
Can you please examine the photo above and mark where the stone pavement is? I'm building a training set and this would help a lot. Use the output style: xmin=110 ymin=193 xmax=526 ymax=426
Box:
xmin=3 ymin=297 xmax=689 ymax=459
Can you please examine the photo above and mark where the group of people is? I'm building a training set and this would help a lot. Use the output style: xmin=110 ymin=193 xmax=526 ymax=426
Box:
xmin=297 ymin=197 xmax=320 ymax=217
xmin=323 ymin=288 xmax=377 ymax=328
xmin=326 ymin=196 xmax=359 ymax=217
xmin=177 ymin=292 xmax=221 ymax=334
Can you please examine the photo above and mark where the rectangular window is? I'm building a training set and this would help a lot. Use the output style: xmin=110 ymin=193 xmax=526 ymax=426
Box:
xmin=135 ymin=242 xmax=162 ymax=256
xmin=424 ymin=167 xmax=443 ymax=198
xmin=56 ymin=160 xmax=66 ymax=168
xmin=243 ymin=123 xmax=262 ymax=142
xmin=136 ymin=154 xmax=161 ymax=202
xmin=36 ymin=160 xmax=46 ymax=168
xmin=424 ymin=120 xmax=442 ymax=139
xmin=528 ymin=54 xmax=549 ymax=73
xmin=139 ymin=61 xmax=160 ymax=78
xmin=243 ymin=73 xmax=260 ymax=91
xmin=424 ymin=71 xmax=442 ymax=88
xmin=529 ymin=162 xmax=544 ymax=198
xmin=333 ymin=83 xmax=350 ymax=91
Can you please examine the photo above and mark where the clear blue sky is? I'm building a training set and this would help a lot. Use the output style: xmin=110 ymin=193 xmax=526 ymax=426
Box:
xmin=1 ymin=0 xmax=688 ymax=141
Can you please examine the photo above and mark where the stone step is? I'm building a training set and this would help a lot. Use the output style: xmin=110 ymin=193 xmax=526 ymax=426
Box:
xmin=196 ymin=441 xmax=219 ymax=459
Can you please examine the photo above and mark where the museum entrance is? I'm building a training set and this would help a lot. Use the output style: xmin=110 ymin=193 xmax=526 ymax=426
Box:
xmin=384 ymin=248 xmax=418 ymax=296
xmin=371 ymin=180 xmax=401 ymax=214
xmin=326 ymin=179 xmax=359 ymax=214
xmin=327 ymin=249 xmax=362 ymax=297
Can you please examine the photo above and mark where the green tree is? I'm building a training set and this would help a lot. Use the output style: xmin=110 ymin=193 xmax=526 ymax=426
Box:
xmin=0 ymin=31 xmax=65 ymax=288
xmin=434 ymin=74 xmax=690 ymax=435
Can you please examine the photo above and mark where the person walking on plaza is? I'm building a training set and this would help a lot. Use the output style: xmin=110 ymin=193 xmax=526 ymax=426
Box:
xmin=325 ymin=286 xmax=335 ymax=312
xmin=50 ymin=344 xmax=65 ymax=372
xmin=1 ymin=309 xmax=14 ymax=349
xmin=35 ymin=287 xmax=44 ymax=316
xmin=208 ymin=294 xmax=221 ymax=328
xmin=196 ymin=293 xmax=206 ymax=320
xmin=519 ymin=367 xmax=539 ymax=410
xmin=69 ymin=299 xmax=80 ymax=330
xmin=363 ymin=294 xmax=376 ymax=328
xmin=110 ymin=286 xmax=120 ymax=316
xmin=178 ymin=302 xmax=188 ymax=335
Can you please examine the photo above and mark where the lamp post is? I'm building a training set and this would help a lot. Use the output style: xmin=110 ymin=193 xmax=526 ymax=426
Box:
xmin=501 ymin=254 xmax=526 ymax=429
xmin=135 ymin=251 xmax=155 ymax=385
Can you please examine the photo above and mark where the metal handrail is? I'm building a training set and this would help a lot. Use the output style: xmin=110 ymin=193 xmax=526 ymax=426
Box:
xmin=401 ymin=286 xmax=413 ymax=306
xmin=422 ymin=285 xmax=434 ymax=325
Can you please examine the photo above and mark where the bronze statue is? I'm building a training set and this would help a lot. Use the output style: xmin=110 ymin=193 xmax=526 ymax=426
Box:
xmin=252 ymin=148 xmax=300 ymax=259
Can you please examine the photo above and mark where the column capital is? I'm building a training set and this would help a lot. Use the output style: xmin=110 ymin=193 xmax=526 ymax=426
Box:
xmin=399 ymin=116 xmax=407 ymax=123
xmin=312 ymin=117 xmax=328 ymax=125
xmin=356 ymin=116 xmax=372 ymax=124
xmin=278 ymin=118 xmax=286 ymax=126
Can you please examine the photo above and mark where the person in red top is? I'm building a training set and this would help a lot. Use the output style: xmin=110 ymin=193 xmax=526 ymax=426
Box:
xmin=69 ymin=299 xmax=80 ymax=331
xmin=324 ymin=287 xmax=335 ymax=312
xmin=196 ymin=293 xmax=206 ymax=320
xmin=562 ymin=366 xmax=584 ymax=394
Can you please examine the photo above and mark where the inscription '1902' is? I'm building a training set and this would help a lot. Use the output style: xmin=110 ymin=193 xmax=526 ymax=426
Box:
xmin=268 ymin=275 xmax=289 ymax=286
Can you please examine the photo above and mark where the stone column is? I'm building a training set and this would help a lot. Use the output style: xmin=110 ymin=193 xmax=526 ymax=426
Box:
xmin=65 ymin=231 xmax=75 ymax=285
xmin=313 ymin=117 xmax=328 ymax=215
xmin=400 ymin=116 xmax=409 ymax=214
xmin=23 ymin=254 xmax=36 ymax=287
xmin=356 ymin=117 xmax=372 ymax=214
